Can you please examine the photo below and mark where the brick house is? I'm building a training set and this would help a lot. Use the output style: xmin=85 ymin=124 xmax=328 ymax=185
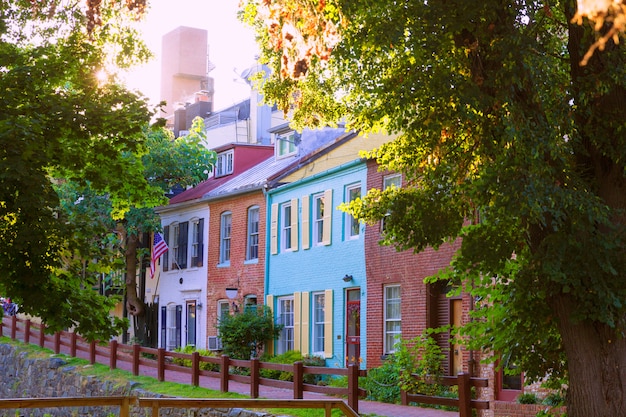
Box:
xmin=155 ymin=143 xmax=274 ymax=351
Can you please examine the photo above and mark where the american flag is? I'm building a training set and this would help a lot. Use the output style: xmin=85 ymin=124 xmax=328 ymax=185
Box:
xmin=150 ymin=232 xmax=169 ymax=279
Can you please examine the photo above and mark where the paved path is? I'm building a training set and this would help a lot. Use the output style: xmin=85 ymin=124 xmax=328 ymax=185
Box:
xmin=2 ymin=319 xmax=456 ymax=417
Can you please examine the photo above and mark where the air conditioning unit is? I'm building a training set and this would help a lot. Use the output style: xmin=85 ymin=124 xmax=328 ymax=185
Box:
xmin=207 ymin=336 xmax=223 ymax=351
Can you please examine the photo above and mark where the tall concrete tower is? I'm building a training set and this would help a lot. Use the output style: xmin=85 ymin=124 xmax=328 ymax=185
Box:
xmin=160 ymin=26 xmax=214 ymax=123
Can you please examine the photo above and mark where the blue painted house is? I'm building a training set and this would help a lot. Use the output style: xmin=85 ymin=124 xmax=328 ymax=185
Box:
xmin=264 ymin=129 xmax=394 ymax=369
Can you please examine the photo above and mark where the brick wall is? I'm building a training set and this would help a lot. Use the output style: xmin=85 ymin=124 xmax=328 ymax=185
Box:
xmin=364 ymin=160 xmax=463 ymax=369
xmin=205 ymin=191 xmax=266 ymax=338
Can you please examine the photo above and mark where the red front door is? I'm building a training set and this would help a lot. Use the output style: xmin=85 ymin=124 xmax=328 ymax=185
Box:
xmin=346 ymin=288 xmax=361 ymax=366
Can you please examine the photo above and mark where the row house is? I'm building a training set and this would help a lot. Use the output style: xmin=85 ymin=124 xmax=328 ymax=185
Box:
xmin=154 ymin=143 xmax=275 ymax=350
xmin=264 ymin=131 xmax=395 ymax=369
xmin=154 ymin=124 xmax=349 ymax=351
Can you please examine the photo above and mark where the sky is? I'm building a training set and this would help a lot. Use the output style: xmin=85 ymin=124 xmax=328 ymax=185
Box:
xmin=123 ymin=0 xmax=260 ymax=111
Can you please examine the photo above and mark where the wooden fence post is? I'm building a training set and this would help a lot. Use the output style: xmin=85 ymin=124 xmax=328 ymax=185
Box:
xmin=70 ymin=332 xmax=77 ymax=357
xmin=110 ymin=340 xmax=118 ymax=370
xmin=220 ymin=355 xmax=229 ymax=392
xmin=54 ymin=331 xmax=60 ymax=354
xmin=120 ymin=396 xmax=130 ymax=417
xmin=24 ymin=319 xmax=31 ymax=344
xmin=347 ymin=364 xmax=359 ymax=414
xmin=132 ymin=344 xmax=140 ymax=376
xmin=250 ymin=358 xmax=259 ymax=399
xmin=89 ymin=340 xmax=96 ymax=364
xmin=191 ymin=351 xmax=199 ymax=386
xmin=458 ymin=372 xmax=471 ymax=417
xmin=38 ymin=323 xmax=45 ymax=348
xmin=157 ymin=348 xmax=165 ymax=382
xmin=293 ymin=361 xmax=303 ymax=399
xmin=10 ymin=315 xmax=17 ymax=339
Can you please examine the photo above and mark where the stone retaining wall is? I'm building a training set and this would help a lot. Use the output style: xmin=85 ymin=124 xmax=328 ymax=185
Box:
xmin=0 ymin=343 xmax=272 ymax=417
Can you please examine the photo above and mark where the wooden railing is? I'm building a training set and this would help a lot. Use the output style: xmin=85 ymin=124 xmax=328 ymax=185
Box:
xmin=401 ymin=373 xmax=490 ymax=417
xmin=1 ymin=316 xmax=364 ymax=413
xmin=0 ymin=396 xmax=360 ymax=417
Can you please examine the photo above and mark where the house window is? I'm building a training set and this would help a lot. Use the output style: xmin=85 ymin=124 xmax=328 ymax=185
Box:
xmin=191 ymin=218 xmax=203 ymax=267
xmin=162 ymin=225 xmax=170 ymax=271
xmin=313 ymin=193 xmax=325 ymax=245
xmin=247 ymin=206 xmax=260 ymax=261
xmin=217 ymin=300 xmax=230 ymax=324
xmin=220 ymin=212 xmax=232 ymax=265
xmin=276 ymin=131 xmax=298 ymax=158
xmin=312 ymin=292 xmax=325 ymax=355
xmin=281 ymin=202 xmax=293 ymax=251
xmin=216 ymin=150 xmax=234 ymax=177
xmin=171 ymin=223 xmax=180 ymax=269
xmin=382 ymin=174 xmax=402 ymax=232
xmin=384 ymin=285 xmax=401 ymax=354
xmin=177 ymin=221 xmax=188 ymax=269
xmin=345 ymin=184 xmax=361 ymax=239
xmin=277 ymin=296 xmax=294 ymax=354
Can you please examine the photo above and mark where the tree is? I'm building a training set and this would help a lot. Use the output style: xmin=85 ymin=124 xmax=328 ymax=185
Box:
xmin=0 ymin=0 xmax=157 ymax=340
xmin=242 ymin=1 xmax=626 ymax=415
xmin=55 ymin=119 xmax=215 ymax=344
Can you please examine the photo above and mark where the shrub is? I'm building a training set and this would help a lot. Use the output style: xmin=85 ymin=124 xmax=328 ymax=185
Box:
xmin=217 ymin=306 xmax=282 ymax=360
xmin=517 ymin=392 xmax=540 ymax=404
xmin=395 ymin=330 xmax=446 ymax=396
xmin=542 ymin=391 xmax=566 ymax=406
xmin=172 ymin=346 xmax=219 ymax=372
xmin=362 ymin=357 xmax=401 ymax=403
xmin=259 ymin=351 xmax=326 ymax=384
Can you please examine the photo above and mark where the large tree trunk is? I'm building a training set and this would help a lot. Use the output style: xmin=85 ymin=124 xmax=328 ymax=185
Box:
xmin=551 ymin=294 xmax=626 ymax=417
xmin=123 ymin=230 xmax=148 ymax=343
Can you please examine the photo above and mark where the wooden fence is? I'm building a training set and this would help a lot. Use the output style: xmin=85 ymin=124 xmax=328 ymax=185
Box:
xmin=1 ymin=316 xmax=364 ymax=412
xmin=401 ymin=373 xmax=490 ymax=417
xmin=2 ymin=315 xmax=490 ymax=416
xmin=0 ymin=396 xmax=360 ymax=417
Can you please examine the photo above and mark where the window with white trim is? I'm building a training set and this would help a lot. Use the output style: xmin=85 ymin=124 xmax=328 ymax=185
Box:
xmin=216 ymin=150 xmax=234 ymax=177
xmin=219 ymin=212 xmax=232 ymax=265
xmin=172 ymin=223 xmax=180 ymax=269
xmin=382 ymin=174 xmax=402 ymax=232
xmin=217 ymin=300 xmax=230 ymax=325
xmin=384 ymin=285 xmax=401 ymax=354
xmin=191 ymin=218 xmax=204 ymax=267
xmin=312 ymin=292 xmax=325 ymax=355
xmin=276 ymin=131 xmax=298 ymax=158
xmin=246 ymin=206 xmax=260 ymax=261
xmin=313 ymin=193 xmax=325 ymax=245
xmin=281 ymin=202 xmax=293 ymax=251
xmin=277 ymin=296 xmax=295 ymax=354
xmin=345 ymin=183 xmax=361 ymax=239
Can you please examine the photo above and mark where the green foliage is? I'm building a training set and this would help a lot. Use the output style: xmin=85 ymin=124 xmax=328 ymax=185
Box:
xmin=217 ymin=306 xmax=282 ymax=360
xmin=172 ymin=346 xmax=220 ymax=372
xmin=259 ymin=351 xmax=326 ymax=384
xmin=517 ymin=392 xmax=540 ymax=404
xmin=243 ymin=1 xmax=626 ymax=411
xmin=361 ymin=357 xmax=401 ymax=403
xmin=394 ymin=331 xmax=446 ymax=396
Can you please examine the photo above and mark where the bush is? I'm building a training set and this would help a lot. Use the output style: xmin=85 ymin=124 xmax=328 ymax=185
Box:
xmin=217 ymin=306 xmax=282 ymax=359
xmin=542 ymin=391 xmax=566 ymax=406
xmin=362 ymin=358 xmax=401 ymax=403
xmin=517 ymin=392 xmax=540 ymax=404
xmin=172 ymin=346 xmax=219 ymax=372
xmin=259 ymin=351 xmax=326 ymax=384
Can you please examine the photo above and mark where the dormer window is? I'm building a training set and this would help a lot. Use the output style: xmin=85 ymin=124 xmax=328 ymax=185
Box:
xmin=276 ymin=131 xmax=298 ymax=158
xmin=216 ymin=149 xmax=234 ymax=177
